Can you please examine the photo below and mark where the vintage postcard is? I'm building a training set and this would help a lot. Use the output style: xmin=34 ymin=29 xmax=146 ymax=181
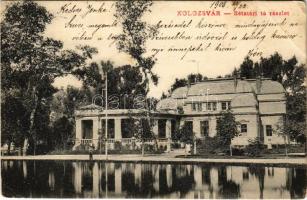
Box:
xmin=1 ymin=0 xmax=306 ymax=199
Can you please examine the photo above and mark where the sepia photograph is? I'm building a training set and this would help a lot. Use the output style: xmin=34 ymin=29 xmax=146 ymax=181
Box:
xmin=0 ymin=0 xmax=306 ymax=199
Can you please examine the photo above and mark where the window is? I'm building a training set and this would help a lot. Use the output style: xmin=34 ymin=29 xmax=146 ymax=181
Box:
xmin=101 ymin=119 xmax=115 ymax=138
xmin=227 ymin=102 xmax=231 ymax=109
xmin=203 ymin=103 xmax=207 ymax=111
xmin=158 ymin=119 xmax=166 ymax=138
xmin=198 ymin=103 xmax=202 ymax=111
xmin=184 ymin=121 xmax=193 ymax=131
xmin=243 ymin=172 xmax=249 ymax=180
xmin=266 ymin=125 xmax=273 ymax=136
xmin=192 ymin=103 xmax=197 ymax=111
xmin=207 ymin=102 xmax=212 ymax=111
xmin=221 ymin=101 xmax=231 ymax=110
xmin=212 ymin=102 xmax=217 ymax=111
xmin=241 ymin=124 xmax=247 ymax=133
xmin=121 ymin=119 xmax=134 ymax=138
xmin=171 ymin=120 xmax=176 ymax=134
xmin=201 ymin=121 xmax=209 ymax=137
xmin=192 ymin=103 xmax=202 ymax=111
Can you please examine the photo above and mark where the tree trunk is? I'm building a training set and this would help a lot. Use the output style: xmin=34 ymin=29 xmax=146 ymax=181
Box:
xmin=142 ymin=139 xmax=144 ymax=157
xmin=28 ymin=86 xmax=38 ymax=155
xmin=154 ymin=135 xmax=159 ymax=151
xmin=193 ymin=139 xmax=197 ymax=155
xmin=23 ymin=138 xmax=28 ymax=156
xmin=230 ymin=145 xmax=232 ymax=156
xmin=7 ymin=141 xmax=11 ymax=155
xmin=284 ymin=136 xmax=289 ymax=157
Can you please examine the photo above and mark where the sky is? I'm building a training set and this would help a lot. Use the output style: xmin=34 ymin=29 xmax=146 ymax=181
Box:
xmin=2 ymin=1 xmax=306 ymax=98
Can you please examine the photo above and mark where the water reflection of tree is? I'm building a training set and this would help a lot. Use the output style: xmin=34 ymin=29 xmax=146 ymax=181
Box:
xmin=171 ymin=165 xmax=195 ymax=198
xmin=248 ymin=165 xmax=265 ymax=199
xmin=121 ymin=163 xmax=195 ymax=198
xmin=217 ymin=166 xmax=241 ymax=199
xmin=287 ymin=168 xmax=306 ymax=198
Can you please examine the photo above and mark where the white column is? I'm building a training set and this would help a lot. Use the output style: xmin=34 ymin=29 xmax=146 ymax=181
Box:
xmin=76 ymin=119 xmax=82 ymax=140
xmin=194 ymin=165 xmax=202 ymax=190
xmin=134 ymin=164 xmax=142 ymax=187
xmin=166 ymin=120 xmax=171 ymax=138
xmin=73 ymin=162 xmax=82 ymax=194
xmin=180 ymin=119 xmax=185 ymax=127
xmin=209 ymin=118 xmax=217 ymax=137
xmin=93 ymin=117 xmax=99 ymax=149
xmin=153 ymin=165 xmax=160 ymax=192
xmin=114 ymin=118 xmax=122 ymax=141
xmin=153 ymin=119 xmax=159 ymax=137
xmin=166 ymin=120 xmax=172 ymax=152
xmin=193 ymin=120 xmax=201 ymax=138
xmin=115 ymin=165 xmax=122 ymax=194
xmin=74 ymin=119 xmax=82 ymax=149
xmin=210 ymin=167 xmax=218 ymax=194
xmin=166 ymin=164 xmax=172 ymax=188
xmin=23 ymin=161 xmax=27 ymax=179
xmin=48 ymin=171 xmax=55 ymax=191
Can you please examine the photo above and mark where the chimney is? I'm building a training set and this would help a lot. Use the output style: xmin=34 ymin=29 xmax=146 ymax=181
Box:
xmin=256 ymin=75 xmax=262 ymax=93
xmin=187 ymin=79 xmax=191 ymax=88
xmin=234 ymin=73 xmax=238 ymax=89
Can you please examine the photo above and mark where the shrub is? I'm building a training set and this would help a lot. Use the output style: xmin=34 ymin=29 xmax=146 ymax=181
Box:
xmin=144 ymin=143 xmax=154 ymax=151
xmin=231 ymin=147 xmax=245 ymax=156
xmin=198 ymin=136 xmax=228 ymax=155
xmin=245 ymin=138 xmax=265 ymax=157
xmin=171 ymin=142 xmax=180 ymax=149
xmin=114 ymin=141 xmax=122 ymax=151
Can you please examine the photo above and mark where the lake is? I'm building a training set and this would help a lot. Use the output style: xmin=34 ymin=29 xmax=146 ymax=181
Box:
xmin=1 ymin=160 xmax=306 ymax=198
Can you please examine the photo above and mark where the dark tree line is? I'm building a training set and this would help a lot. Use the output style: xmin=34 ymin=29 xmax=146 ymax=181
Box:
xmin=1 ymin=2 xmax=97 ymax=154
xmin=1 ymin=1 xmax=159 ymax=154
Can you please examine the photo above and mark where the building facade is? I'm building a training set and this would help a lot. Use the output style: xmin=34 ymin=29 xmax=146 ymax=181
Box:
xmin=74 ymin=78 xmax=287 ymax=150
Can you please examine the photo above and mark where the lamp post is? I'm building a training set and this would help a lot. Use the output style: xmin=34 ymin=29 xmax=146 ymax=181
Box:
xmin=99 ymin=67 xmax=108 ymax=160
xmin=105 ymin=72 xmax=108 ymax=159
xmin=188 ymin=59 xmax=200 ymax=82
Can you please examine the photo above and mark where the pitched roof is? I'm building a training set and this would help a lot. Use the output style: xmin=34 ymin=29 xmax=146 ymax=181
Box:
xmin=249 ymin=79 xmax=285 ymax=94
xmin=171 ymin=78 xmax=284 ymax=98
xmin=231 ymin=93 xmax=258 ymax=108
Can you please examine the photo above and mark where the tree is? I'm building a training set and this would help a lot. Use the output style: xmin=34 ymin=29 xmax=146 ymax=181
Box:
xmin=161 ymin=92 xmax=168 ymax=100
xmin=187 ymin=73 xmax=206 ymax=84
xmin=170 ymin=78 xmax=188 ymax=93
xmin=74 ymin=60 xmax=147 ymax=109
xmin=1 ymin=94 xmax=28 ymax=154
xmin=114 ymin=0 xmax=159 ymax=95
xmin=52 ymin=116 xmax=74 ymax=150
xmin=128 ymin=111 xmax=155 ymax=156
xmin=168 ymin=73 xmax=207 ymax=93
xmin=172 ymin=123 xmax=196 ymax=154
xmin=216 ymin=111 xmax=239 ymax=156
xmin=172 ymin=123 xmax=194 ymax=145
xmin=1 ymin=2 xmax=96 ymax=154
xmin=274 ymin=117 xmax=291 ymax=156
xmin=260 ymin=53 xmax=283 ymax=81
xmin=239 ymin=56 xmax=254 ymax=79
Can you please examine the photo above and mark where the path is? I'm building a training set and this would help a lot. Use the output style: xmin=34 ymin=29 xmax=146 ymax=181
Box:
xmin=1 ymin=153 xmax=306 ymax=166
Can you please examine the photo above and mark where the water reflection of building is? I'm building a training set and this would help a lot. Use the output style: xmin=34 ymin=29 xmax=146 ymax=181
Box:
xmin=1 ymin=160 xmax=305 ymax=198
xmin=69 ymin=162 xmax=296 ymax=199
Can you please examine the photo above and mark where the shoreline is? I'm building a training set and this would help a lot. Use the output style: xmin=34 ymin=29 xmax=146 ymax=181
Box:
xmin=1 ymin=154 xmax=306 ymax=167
